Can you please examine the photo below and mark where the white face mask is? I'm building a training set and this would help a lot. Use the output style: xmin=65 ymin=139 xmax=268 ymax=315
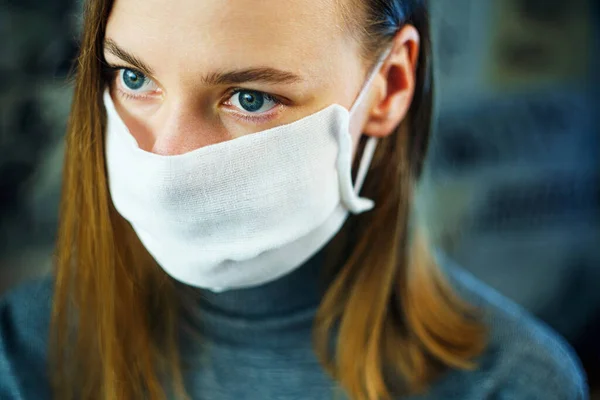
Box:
xmin=104 ymin=52 xmax=388 ymax=292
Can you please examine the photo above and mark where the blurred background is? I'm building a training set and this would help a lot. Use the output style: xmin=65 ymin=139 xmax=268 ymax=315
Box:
xmin=0 ymin=0 xmax=598 ymax=396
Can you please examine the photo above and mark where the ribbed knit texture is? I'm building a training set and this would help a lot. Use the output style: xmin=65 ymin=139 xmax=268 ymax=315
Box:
xmin=0 ymin=250 xmax=588 ymax=399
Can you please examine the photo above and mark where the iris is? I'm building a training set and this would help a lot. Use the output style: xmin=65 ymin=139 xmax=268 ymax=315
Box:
xmin=122 ymin=69 xmax=145 ymax=90
xmin=238 ymin=90 xmax=265 ymax=112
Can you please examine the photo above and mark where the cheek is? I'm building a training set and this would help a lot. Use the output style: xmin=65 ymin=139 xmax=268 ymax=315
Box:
xmin=123 ymin=115 xmax=154 ymax=151
xmin=112 ymin=97 xmax=156 ymax=151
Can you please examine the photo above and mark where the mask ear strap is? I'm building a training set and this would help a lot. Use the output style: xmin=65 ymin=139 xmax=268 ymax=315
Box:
xmin=349 ymin=47 xmax=393 ymax=116
xmin=340 ymin=47 xmax=392 ymax=214
xmin=354 ymin=136 xmax=378 ymax=194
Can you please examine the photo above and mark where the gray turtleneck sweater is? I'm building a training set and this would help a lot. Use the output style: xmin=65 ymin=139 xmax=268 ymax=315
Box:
xmin=0 ymin=250 xmax=588 ymax=399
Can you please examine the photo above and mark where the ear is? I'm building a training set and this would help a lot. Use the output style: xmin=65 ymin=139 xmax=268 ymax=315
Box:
xmin=362 ymin=25 xmax=420 ymax=138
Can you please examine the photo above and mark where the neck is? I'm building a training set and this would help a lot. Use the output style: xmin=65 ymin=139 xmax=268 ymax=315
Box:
xmin=196 ymin=249 xmax=327 ymax=318
xmin=177 ymin=249 xmax=331 ymax=347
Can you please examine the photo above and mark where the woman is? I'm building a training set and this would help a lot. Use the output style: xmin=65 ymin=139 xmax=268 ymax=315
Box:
xmin=0 ymin=0 xmax=588 ymax=399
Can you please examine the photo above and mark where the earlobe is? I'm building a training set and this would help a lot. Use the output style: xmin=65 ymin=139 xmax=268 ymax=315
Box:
xmin=362 ymin=25 xmax=420 ymax=139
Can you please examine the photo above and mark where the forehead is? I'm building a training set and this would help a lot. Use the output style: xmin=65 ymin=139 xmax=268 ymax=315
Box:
xmin=105 ymin=0 xmax=356 ymax=84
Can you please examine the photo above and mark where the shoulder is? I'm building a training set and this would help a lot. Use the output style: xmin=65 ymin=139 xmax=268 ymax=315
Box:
xmin=0 ymin=277 xmax=54 ymax=399
xmin=431 ymin=250 xmax=589 ymax=400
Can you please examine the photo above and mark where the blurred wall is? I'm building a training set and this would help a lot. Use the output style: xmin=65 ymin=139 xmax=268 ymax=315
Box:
xmin=421 ymin=0 xmax=599 ymax=343
xmin=0 ymin=0 xmax=83 ymax=292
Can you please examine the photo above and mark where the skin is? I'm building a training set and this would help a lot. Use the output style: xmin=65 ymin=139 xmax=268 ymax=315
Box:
xmin=104 ymin=0 xmax=420 ymax=158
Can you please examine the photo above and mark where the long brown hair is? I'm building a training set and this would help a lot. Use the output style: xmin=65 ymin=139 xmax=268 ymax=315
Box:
xmin=50 ymin=0 xmax=487 ymax=399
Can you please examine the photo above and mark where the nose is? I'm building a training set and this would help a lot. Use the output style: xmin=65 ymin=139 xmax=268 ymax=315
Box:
xmin=148 ymin=99 xmax=229 ymax=156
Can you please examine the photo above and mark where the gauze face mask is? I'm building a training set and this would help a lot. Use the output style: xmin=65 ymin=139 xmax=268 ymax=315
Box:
xmin=104 ymin=51 xmax=389 ymax=292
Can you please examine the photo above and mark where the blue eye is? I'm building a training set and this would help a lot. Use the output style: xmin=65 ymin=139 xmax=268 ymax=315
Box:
xmin=231 ymin=90 xmax=278 ymax=113
xmin=239 ymin=91 xmax=264 ymax=112
xmin=116 ymin=68 xmax=159 ymax=96
xmin=121 ymin=69 xmax=146 ymax=90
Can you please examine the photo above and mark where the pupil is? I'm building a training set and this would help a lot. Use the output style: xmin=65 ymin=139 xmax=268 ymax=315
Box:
xmin=239 ymin=91 xmax=264 ymax=112
xmin=123 ymin=69 xmax=145 ymax=90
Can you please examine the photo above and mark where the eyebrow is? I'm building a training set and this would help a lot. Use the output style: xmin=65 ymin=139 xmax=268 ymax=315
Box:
xmin=104 ymin=38 xmax=155 ymax=77
xmin=103 ymin=38 xmax=305 ymax=86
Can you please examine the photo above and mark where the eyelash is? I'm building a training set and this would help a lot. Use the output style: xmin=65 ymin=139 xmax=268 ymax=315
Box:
xmin=101 ymin=63 xmax=285 ymax=122
xmin=223 ymin=88 xmax=283 ymax=121
xmin=102 ymin=65 xmax=156 ymax=100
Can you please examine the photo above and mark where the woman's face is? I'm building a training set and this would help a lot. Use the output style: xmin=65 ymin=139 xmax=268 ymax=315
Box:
xmin=104 ymin=0 xmax=415 ymax=155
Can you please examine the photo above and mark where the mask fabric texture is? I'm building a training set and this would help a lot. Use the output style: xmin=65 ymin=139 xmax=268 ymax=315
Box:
xmin=105 ymin=52 xmax=389 ymax=291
